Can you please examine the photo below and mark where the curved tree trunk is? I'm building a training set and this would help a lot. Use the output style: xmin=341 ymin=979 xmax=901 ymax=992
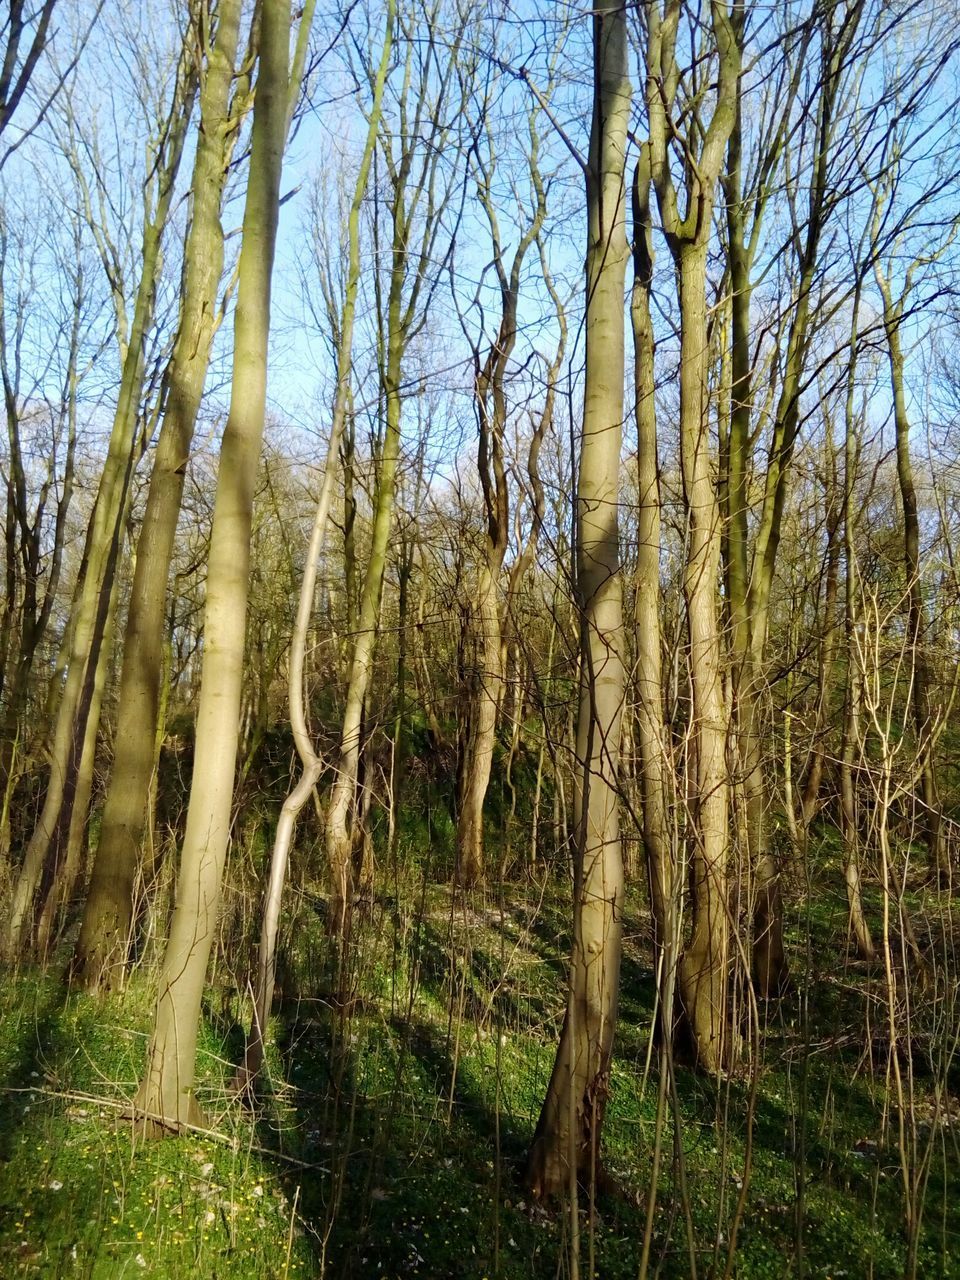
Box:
xmin=235 ymin=0 xmax=392 ymax=1093
xmin=325 ymin=292 xmax=403 ymax=934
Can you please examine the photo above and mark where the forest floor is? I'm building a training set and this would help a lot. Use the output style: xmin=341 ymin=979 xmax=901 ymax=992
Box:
xmin=1 ymin=848 xmax=959 ymax=1278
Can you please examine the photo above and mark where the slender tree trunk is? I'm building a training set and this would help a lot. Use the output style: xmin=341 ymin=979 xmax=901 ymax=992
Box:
xmin=2 ymin=54 xmax=198 ymax=960
xmin=35 ymin=585 xmax=119 ymax=953
xmin=646 ymin=0 xmax=738 ymax=1070
xmin=526 ymin=0 xmax=629 ymax=1199
xmin=325 ymin=334 xmax=402 ymax=936
xmin=323 ymin=17 xmax=464 ymax=930
xmin=800 ymin=436 xmax=841 ymax=834
xmin=456 ymin=561 xmax=501 ymax=885
xmin=3 ymin=389 xmax=143 ymax=958
xmin=72 ymin=0 xmax=247 ymax=992
xmin=235 ymin=0 xmax=392 ymax=1092
xmin=455 ymin=111 xmax=548 ymax=886
xmin=841 ymin=297 xmax=874 ymax=962
xmin=674 ymin=242 xmax=733 ymax=1071
xmin=630 ymin=147 xmax=671 ymax=991
xmin=877 ymin=286 xmax=947 ymax=883
xmin=133 ymin=0 xmax=291 ymax=1131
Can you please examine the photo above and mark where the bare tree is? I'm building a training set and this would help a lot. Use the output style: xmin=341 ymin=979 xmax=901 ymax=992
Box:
xmin=134 ymin=0 xmax=295 ymax=1131
xmin=526 ymin=0 xmax=630 ymax=1203
xmin=3 ymin=18 xmax=200 ymax=959
xmin=72 ymin=0 xmax=257 ymax=993
xmin=644 ymin=0 xmax=739 ymax=1072
xmin=235 ymin=0 xmax=394 ymax=1094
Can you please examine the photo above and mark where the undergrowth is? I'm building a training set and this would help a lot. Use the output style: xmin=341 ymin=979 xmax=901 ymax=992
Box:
xmin=1 ymin=859 xmax=959 ymax=1277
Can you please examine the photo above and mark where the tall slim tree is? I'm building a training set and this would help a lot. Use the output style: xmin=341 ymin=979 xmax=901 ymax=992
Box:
xmin=455 ymin=94 xmax=549 ymax=887
xmin=324 ymin=0 xmax=466 ymax=935
xmin=872 ymin=203 xmax=955 ymax=885
xmin=71 ymin=0 xmax=254 ymax=992
xmin=235 ymin=0 xmax=395 ymax=1093
xmin=134 ymin=0 xmax=293 ymax=1131
xmin=645 ymin=0 xmax=739 ymax=1072
xmin=526 ymin=0 xmax=630 ymax=1201
xmin=2 ymin=26 xmax=200 ymax=959
xmin=630 ymin=142 xmax=671 ymax=992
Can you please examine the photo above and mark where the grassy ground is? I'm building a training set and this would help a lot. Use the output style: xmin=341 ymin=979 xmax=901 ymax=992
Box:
xmin=1 ymin=857 xmax=958 ymax=1277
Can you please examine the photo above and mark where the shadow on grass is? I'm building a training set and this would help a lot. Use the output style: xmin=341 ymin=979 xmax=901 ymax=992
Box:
xmin=0 ymin=974 xmax=70 ymax=1163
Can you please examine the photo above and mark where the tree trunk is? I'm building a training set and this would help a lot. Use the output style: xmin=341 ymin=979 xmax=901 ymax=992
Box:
xmin=646 ymin=0 xmax=738 ymax=1071
xmin=630 ymin=147 xmax=672 ymax=999
xmin=841 ymin=293 xmax=874 ymax=962
xmin=878 ymin=285 xmax=947 ymax=883
xmin=325 ymin=341 xmax=401 ymax=935
xmin=526 ymin=0 xmax=628 ymax=1200
xmin=133 ymin=0 xmax=291 ymax=1131
xmin=2 ymin=49 xmax=198 ymax=960
xmin=800 ymin=434 xmax=841 ymax=835
xmin=235 ymin=0 xmax=391 ymax=1093
xmin=35 ymin=587 xmax=118 ymax=954
xmin=323 ymin=16 xmax=463 ymax=931
xmin=72 ymin=0 xmax=246 ymax=993
xmin=456 ymin=561 xmax=501 ymax=886
xmin=675 ymin=242 xmax=733 ymax=1072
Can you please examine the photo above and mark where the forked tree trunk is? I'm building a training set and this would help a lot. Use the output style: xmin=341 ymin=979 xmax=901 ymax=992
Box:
xmin=133 ymin=0 xmax=291 ymax=1132
xmin=526 ymin=0 xmax=628 ymax=1200
xmin=71 ymin=0 xmax=247 ymax=993
xmin=721 ymin=7 xmax=858 ymax=999
xmin=646 ymin=0 xmax=739 ymax=1071
xmin=675 ymin=242 xmax=733 ymax=1072
xmin=455 ymin=110 xmax=549 ymax=886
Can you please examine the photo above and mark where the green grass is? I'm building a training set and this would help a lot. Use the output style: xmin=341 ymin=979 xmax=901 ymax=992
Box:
xmin=0 ymin=974 xmax=315 ymax=1278
xmin=1 ymin=863 xmax=959 ymax=1277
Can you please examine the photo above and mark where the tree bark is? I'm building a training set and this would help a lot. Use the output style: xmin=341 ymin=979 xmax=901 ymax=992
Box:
xmin=841 ymin=291 xmax=874 ymax=962
xmin=235 ymin=0 xmax=392 ymax=1093
xmin=72 ymin=0 xmax=247 ymax=993
xmin=876 ymin=273 xmax=947 ymax=883
xmin=133 ymin=0 xmax=291 ymax=1131
xmin=630 ymin=145 xmax=671 ymax=983
xmin=526 ymin=0 xmax=629 ymax=1200
xmin=646 ymin=0 xmax=739 ymax=1071
xmin=2 ymin=42 xmax=198 ymax=960
xmin=324 ymin=13 xmax=463 ymax=933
